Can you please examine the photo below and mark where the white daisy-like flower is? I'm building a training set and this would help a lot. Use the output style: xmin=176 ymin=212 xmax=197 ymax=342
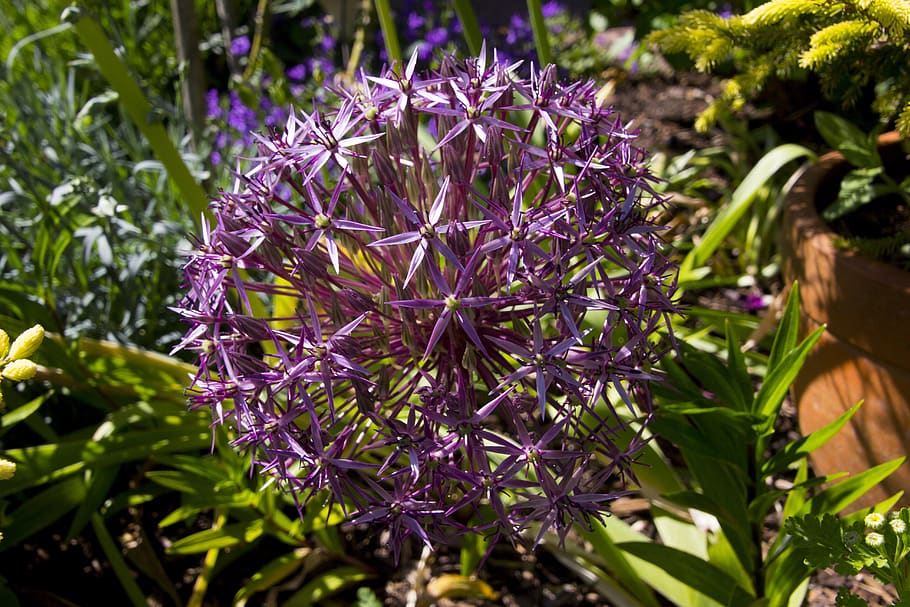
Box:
xmin=865 ymin=512 xmax=886 ymax=530
xmin=866 ymin=532 xmax=885 ymax=547
xmin=890 ymin=518 xmax=907 ymax=534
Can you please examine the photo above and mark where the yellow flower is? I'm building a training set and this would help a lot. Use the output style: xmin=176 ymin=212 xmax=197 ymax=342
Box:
xmin=0 ymin=329 xmax=8 ymax=360
xmin=7 ymin=325 xmax=44 ymax=361
xmin=0 ymin=459 xmax=15 ymax=480
xmin=1 ymin=359 xmax=37 ymax=382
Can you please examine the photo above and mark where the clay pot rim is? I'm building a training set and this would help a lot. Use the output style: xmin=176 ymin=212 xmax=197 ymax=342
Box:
xmin=785 ymin=130 xmax=910 ymax=290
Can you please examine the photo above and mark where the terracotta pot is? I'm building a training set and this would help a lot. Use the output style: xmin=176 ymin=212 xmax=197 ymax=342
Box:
xmin=781 ymin=132 xmax=910 ymax=509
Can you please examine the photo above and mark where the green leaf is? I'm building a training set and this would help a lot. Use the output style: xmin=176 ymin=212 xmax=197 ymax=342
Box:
xmin=167 ymin=520 xmax=264 ymax=555
xmin=822 ymin=167 xmax=882 ymax=221
xmin=578 ymin=518 xmax=662 ymax=607
xmin=66 ymin=465 xmax=119 ymax=540
xmin=725 ymin=319 xmax=754 ymax=411
xmin=0 ymin=392 xmax=49 ymax=433
xmin=283 ymin=566 xmax=373 ymax=607
xmin=0 ymin=427 xmax=211 ymax=498
xmin=813 ymin=111 xmax=880 ymax=168
xmin=581 ymin=516 xmax=709 ymax=607
xmin=681 ymin=145 xmax=815 ymax=278
xmin=616 ymin=542 xmax=755 ymax=607
xmin=762 ymin=401 xmax=863 ymax=478
xmin=0 ymin=476 xmax=86 ymax=548
xmin=453 ymin=0 xmax=483 ymax=57
xmin=767 ymin=283 xmax=800 ymax=372
xmin=754 ymin=325 xmax=826 ymax=429
xmin=145 ymin=469 xmax=218 ymax=495
xmin=804 ymin=457 xmax=906 ymax=515
xmin=234 ymin=549 xmax=307 ymax=606
xmin=91 ymin=513 xmax=147 ymax=607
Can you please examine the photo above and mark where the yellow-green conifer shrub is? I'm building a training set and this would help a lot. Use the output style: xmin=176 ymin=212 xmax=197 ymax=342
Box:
xmin=647 ymin=0 xmax=910 ymax=135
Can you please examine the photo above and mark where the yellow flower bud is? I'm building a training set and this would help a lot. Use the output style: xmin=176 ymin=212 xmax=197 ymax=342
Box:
xmin=0 ymin=459 xmax=15 ymax=480
xmin=2 ymin=359 xmax=37 ymax=381
xmin=0 ymin=329 xmax=8 ymax=360
xmin=7 ymin=325 xmax=44 ymax=361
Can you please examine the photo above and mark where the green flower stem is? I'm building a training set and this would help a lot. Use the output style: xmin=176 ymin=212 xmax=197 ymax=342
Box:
xmin=63 ymin=6 xmax=209 ymax=225
xmin=453 ymin=0 xmax=483 ymax=57
xmin=187 ymin=510 xmax=227 ymax=607
xmin=373 ymin=0 xmax=401 ymax=66
xmin=526 ymin=0 xmax=552 ymax=66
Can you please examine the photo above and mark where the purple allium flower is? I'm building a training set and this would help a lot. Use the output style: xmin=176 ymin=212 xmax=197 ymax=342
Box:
xmin=230 ymin=34 xmax=251 ymax=57
xmin=175 ymin=49 xmax=678 ymax=560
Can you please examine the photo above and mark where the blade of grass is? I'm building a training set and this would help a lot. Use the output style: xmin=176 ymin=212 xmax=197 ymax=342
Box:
xmin=92 ymin=513 xmax=147 ymax=607
xmin=680 ymin=144 xmax=815 ymax=282
xmin=453 ymin=0 xmax=483 ymax=57
xmin=526 ymin=0 xmax=552 ymax=65
xmin=373 ymin=0 xmax=401 ymax=66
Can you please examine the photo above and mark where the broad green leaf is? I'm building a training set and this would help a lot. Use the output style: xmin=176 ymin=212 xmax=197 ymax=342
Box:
xmin=283 ymin=566 xmax=373 ymax=607
xmin=0 ymin=476 xmax=86 ymax=548
xmin=583 ymin=516 xmax=719 ymax=607
xmin=680 ymin=348 xmax=752 ymax=412
xmin=578 ymin=518 xmax=662 ymax=607
xmin=145 ymin=469 xmax=219 ymax=494
xmin=725 ymin=319 xmax=754 ymax=411
xmin=706 ymin=530 xmax=755 ymax=597
xmin=822 ymin=167 xmax=882 ymax=221
xmin=813 ymin=111 xmax=880 ymax=168
xmin=616 ymin=542 xmax=755 ymax=607
xmin=663 ymin=491 xmax=741 ymax=532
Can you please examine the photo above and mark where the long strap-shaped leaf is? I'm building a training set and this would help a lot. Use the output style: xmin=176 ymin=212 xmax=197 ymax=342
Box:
xmin=63 ymin=6 xmax=209 ymax=224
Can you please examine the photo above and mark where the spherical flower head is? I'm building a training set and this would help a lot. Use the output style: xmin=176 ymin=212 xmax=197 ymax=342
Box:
xmin=0 ymin=459 xmax=15 ymax=480
xmin=890 ymin=517 xmax=907 ymax=534
xmin=174 ymin=48 xmax=679 ymax=557
xmin=866 ymin=532 xmax=885 ymax=547
xmin=865 ymin=512 xmax=886 ymax=530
